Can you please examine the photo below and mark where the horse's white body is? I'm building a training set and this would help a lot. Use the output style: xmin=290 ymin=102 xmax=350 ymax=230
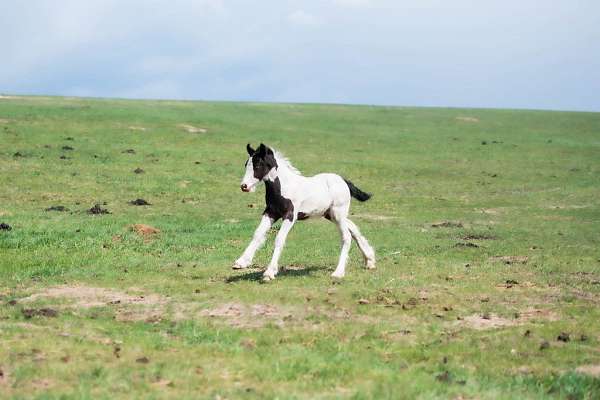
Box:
xmin=234 ymin=146 xmax=375 ymax=280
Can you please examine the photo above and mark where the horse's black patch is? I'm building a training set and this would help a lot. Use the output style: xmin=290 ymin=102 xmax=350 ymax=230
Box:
xmin=252 ymin=144 xmax=278 ymax=180
xmin=264 ymin=177 xmax=294 ymax=221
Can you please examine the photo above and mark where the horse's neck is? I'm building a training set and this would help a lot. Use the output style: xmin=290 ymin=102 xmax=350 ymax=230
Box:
xmin=265 ymin=166 xmax=301 ymax=194
xmin=275 ymin=165 xmax=302 ymax=186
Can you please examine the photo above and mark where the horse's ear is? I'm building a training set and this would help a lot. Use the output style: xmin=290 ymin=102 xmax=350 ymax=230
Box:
xmin=246 ymin=143 xmax=255 ymax=156
xmin=257 ymin=143 xmax=267 ymax=157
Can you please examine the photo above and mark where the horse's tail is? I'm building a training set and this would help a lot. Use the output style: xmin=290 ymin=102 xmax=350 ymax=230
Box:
xmin=344 ymin=178 xmax=372 ymax=202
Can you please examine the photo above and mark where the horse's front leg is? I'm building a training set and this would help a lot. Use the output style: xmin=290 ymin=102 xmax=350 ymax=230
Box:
xmin=263 ymin=216 xmax=296 ymax=281
xmin=233 ymin=214 xmax=274 ymax=269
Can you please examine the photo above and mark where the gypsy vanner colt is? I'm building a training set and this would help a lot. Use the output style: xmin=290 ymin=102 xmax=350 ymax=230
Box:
xmin=233 ymin=143 xmax=376 ymax=281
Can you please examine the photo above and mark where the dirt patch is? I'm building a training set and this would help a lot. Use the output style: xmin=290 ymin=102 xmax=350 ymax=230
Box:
xmin=431 ymin=221 xmax=463 ymax=228
xmin=489 ymin=256 xmax=529 ymax=265
xmin=200 ymin=303 xmax=283 ymax=327
xmin=45 ymin=205 xmax=69 ymax=212
xmin=88 ymin=204 xmax=110 ymax=215
xmin=22 ymin=286 xmax=166 ymax=308
xmin=0 ymin=223 xmax=11 ymax=231
xmin=456 ymin=116 xmax=479 ymax=123
xmin=129 ymin=198 xmax=151 ymax=206
xmin=131 ymin=224 xmax=160 ymax=236
xmin=576 ymin=365 xmax=600 ymax=377
xmin=177 ymin=124 xmax=207 ymax=133
xmin=128 ymin=126 xmax=147 ymax=131
xmin=0 ymin=118 xmax=10 ymax=124
xmin=458 ymin=308 xmax=557 ymax=330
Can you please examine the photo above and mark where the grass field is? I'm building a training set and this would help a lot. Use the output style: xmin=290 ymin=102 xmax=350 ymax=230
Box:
xmin=1 ymin=95 xmax=599 ymax=399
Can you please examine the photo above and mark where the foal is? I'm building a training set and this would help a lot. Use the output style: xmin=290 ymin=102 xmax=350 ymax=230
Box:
xmin=233 ymin=143 xmax=375 ymax=281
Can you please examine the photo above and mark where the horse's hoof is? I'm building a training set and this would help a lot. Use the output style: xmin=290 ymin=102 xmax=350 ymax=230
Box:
xmin=331 ymin=272 xmax=345 ymax=279
xmin=232 ymin=263 xmax=247 ymax=270
xmin=262 ymin=274 xmax=275 ymax=282
xmin=365 ymin=260 xmax=376 ymax=270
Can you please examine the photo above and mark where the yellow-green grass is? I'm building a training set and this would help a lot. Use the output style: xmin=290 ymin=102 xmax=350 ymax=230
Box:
xmin=1 ymin=95 xmax=599 ymax=399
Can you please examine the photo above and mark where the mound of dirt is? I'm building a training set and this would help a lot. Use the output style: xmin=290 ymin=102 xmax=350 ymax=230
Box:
xmin=131 ymin=224 xmax=160 ymax=236
xmin=21 ymin=308 xmax=58 ymax=318
xmin=177 ymin=124 xmax=207 ymax=133
xmin=129 ymin=199 xmax=151 ymax=206
xmin=88 ymin=204 xmax=110 ymax=215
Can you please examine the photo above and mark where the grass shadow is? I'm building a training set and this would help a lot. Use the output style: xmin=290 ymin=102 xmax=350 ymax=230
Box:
xmin=225 ymin=265 xmax=327 ymax=283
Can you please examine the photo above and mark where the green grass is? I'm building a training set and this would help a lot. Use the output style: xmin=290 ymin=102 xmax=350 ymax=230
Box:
xmin=1 ymin=95 xmax=599 ymax=399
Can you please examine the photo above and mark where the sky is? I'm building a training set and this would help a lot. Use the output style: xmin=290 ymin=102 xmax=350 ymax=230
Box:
xmin=1 ymin=0 xmax=599 ymax=111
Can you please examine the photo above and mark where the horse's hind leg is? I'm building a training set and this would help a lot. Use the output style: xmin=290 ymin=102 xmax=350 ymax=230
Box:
xmin=346 ymin=219 xmax=376 ymax=269
xmin=331 ymin=218 xmax=352 ymax=278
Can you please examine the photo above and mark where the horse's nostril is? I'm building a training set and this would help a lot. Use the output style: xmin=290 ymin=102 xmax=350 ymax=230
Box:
xmin=241 ymin=184 xmax=247 ymax=190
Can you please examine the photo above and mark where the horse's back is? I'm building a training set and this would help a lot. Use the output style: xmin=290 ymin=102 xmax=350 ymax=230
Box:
xmin=311 ymin=173 xmax=351 ymax=203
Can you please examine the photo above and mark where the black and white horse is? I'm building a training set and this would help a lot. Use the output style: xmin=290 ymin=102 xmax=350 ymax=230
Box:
xmin=233 ymin=143 xmax=375 ymax=281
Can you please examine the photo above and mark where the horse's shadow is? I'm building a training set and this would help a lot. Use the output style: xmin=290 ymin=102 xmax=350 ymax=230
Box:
xmin=225 ymin=265 xmax=327 ymax=283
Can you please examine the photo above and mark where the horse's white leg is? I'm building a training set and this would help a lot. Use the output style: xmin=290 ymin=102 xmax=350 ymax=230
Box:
xmin=346 ymin=219 xmax=376 ymax=269
xmin=233 ymin=214 xmax=273 ymax=269
xmin=331 ymin=217 xmax=352 ymax=278
xmin=263 ymin=218 xmax=296 ymax=281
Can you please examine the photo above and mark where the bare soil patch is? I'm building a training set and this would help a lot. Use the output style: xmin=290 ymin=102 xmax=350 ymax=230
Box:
xmin=458 ymin=308 xmax=557 ymax=330
xmin=576 ymin=365 xmax=600 ymax=377
xmin=128 ymin=126 xmax=147 ymax=131
xmin=131 ymin=224 xmax=160 ymax=236
xmin=0 ymin=118 xmax=10 ymax=124
xmin=200 ymin=303 xmax=283 ymax=328
xmin=22 ymin=286 xmax=166 ymax=308
xmin=177 ymin=124 xmax=207 ymax=133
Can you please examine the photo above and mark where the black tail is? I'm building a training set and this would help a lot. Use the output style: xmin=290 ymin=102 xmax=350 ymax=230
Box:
xmin=344 ymin=179 xmax=372 ymax=202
